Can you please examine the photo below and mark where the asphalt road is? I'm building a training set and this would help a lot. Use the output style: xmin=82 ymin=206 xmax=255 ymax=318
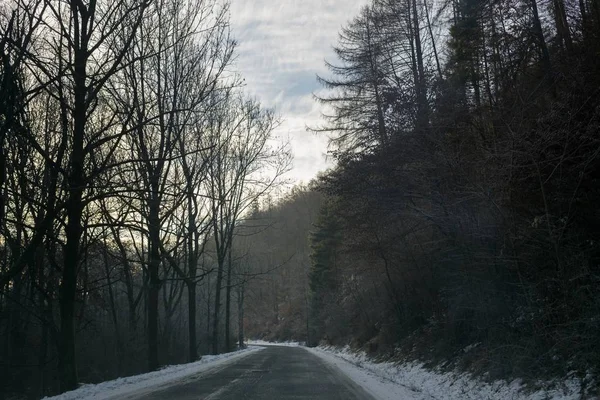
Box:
xmin=124 ymin=346 xmax=375 ymax=400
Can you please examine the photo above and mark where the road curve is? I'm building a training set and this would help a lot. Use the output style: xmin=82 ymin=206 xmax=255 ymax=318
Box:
xmin=123 ymin=345 xmax=375 ymax=400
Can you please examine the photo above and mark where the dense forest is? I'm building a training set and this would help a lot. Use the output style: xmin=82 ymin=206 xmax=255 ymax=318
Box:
xmin=242 ymin=0 xmax=600 ymax=394
xmin=2 ymin=0 xmax=600 ymax=397
xmin=0 ymin=0 xmax=290 ymax=398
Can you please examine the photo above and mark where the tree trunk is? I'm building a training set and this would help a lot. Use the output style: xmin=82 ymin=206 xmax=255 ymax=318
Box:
xmin=7 ymin=274 xmax=24 ymax=393
xmin=147 ymin=189 xmax=161 ymax=371
xmin=36 ymin=244 xmax=48 ymax=398
xmin=225 ymin=248 xmax=232 ymax=351
xmin=212 ymin=255 xmax=224 ymax=355
xmin=553 ymin=0 xmax=573 ymax=52
xmin=187 ymin=197 xmax=199 ymax=361
xmin=103 ymin=241 xmax=123 ymax=376
xmin=188 ymin=282 xmax=198 ymax=361
xmin=206 ymin=278 xmax=211 ymax=347
xmin=58 ymin=35 xmax=88 ymax=390
xmin=424 ymin=0 xmax=442 ymax=79
xmin=0 ymin=142 xmax=5 ymax=227
xmin=59 ymin=177 xmax=82 ymax=393
xmin=411 ymin=0 xmax=429 ymax=128
xmin=530 ymin=0 xmax=553 ymax=79
xmin=237 ymin=284 xmax=245 ymax=348
xmin=38 ymin=314 xmax=48 ymax=397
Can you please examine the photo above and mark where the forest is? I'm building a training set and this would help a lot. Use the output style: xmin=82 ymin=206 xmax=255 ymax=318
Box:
xmin=0 ymin=0 xmax=290 ymax=397
xmin=1 ymin=0 xmax=600 ymax=398
xmin=242 ymin=0 xmax=600 ymax=394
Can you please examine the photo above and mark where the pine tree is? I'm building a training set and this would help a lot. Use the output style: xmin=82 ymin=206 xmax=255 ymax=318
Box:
xmin=307 ymin=201 xmax=342 ymax=346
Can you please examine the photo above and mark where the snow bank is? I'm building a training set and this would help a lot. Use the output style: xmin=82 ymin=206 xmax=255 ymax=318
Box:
xmin=307 ymin=345 xmax=428 ymax=400
xmin=246 ymin=339 xmax=302 ymax=347
xmin=307 ymin=345 xmax=591 ymax=400
xmin=42 ymin=346 xmax=264 ymax=400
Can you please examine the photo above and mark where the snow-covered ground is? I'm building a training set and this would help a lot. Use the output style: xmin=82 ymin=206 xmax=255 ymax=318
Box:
xmin=42 ymin=346 xmax=264 ymax=400
xmin=40 ymin=342 xmax=592 ymax=400
xmin=246 ymin=339 xmax=302 ymax=347
xmin=307 ymin=345 xmax=591 ymax=400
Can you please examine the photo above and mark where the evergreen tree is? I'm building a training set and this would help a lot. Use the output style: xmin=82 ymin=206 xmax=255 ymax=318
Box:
xmin=307 ymin=201 xmax=342 ymax=346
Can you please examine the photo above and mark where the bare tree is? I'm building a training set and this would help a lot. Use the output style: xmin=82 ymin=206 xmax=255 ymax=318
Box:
xmin=113 ymin=0 xmax=235 ymax=369
xmin=206 ymin=94 xmax=291 ymax=354
xmin=1 ymin=0 xmax=150 ymax=391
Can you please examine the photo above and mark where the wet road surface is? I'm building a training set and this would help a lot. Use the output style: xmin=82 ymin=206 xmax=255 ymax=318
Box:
xmin=123 ymin=346 xmax=375 ymax=400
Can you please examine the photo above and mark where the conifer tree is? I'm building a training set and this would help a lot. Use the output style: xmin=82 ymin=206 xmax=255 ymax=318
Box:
xmin=308 ymin=201 xmax=342 ymax=346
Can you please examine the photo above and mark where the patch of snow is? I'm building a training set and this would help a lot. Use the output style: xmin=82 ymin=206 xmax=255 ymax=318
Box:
xmin=42 ymin=346 xmax=264 ymax=400
xmin=462 ymin=342 xmax=480 ymax=353
xmin=246 ymin=339 xmax=302 ymax=347
xmin=307 ymin=345 xmax=592 ymax=400
xmin=306 ymin=346 xmax=432 ymax=400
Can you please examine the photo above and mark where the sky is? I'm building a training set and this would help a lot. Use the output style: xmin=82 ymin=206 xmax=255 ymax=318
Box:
xmin=228 ymin=0 xmax=368 ymax=185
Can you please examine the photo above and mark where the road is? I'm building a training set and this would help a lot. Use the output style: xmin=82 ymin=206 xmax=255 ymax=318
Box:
xmin=123 ymin=346 xmax=376 ymax=400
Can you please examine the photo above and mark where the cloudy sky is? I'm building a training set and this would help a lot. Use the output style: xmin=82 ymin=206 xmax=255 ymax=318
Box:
xmin=228 ymin=0 xmax=367 ymax=184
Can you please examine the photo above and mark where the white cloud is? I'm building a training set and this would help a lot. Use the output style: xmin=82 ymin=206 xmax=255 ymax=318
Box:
xmin=229 ymin=0 xmax=368 ymax=184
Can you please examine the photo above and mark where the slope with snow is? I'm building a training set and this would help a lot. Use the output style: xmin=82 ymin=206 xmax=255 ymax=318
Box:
xmin=307 ymin=345 xmax=591 ymax=400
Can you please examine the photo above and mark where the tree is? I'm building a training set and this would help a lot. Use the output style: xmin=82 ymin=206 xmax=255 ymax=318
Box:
xmin=315 ymin=0 xmax=437 ymax=157
xmin=112 ymin=0 xmax=235 ymax=369
xmin=6 ymin=0 xmax=150 ymax=390
xmin=246 ymin=0 xmax=600 ymax=387
xmin=206 ymin=94 xmax=290 ymax=354
xmin=315 ymin=5 xmax=391 ymax=154
xmin=0 ymin=0 xmax=292 ymax=396
xmin=308 ymin=200 xmax=341 ymax=346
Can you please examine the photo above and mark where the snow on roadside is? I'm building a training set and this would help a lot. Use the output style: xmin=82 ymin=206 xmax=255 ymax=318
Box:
xmin=246 ymin=339 xmax=301 ymax=347
xmin=307 ymin=345 xmax=590 ymax=400
xmin=306 ymin=346 xmax=431 ymax=400
xmin=42 ymin=346 xmax=264 ymax=400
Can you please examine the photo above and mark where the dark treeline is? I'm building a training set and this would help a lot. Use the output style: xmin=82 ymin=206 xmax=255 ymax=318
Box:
xmin=243 ymin=0 xmax=600 ymax=392
xmin=236 ymin=188 xmax=323 ymax=343
xmin=0 ymin=0 xmax=290 ymax=398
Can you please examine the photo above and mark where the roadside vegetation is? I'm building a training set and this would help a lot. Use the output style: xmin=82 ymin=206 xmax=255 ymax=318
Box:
xmin=242 ymin=0 xmax=600 ymax=394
